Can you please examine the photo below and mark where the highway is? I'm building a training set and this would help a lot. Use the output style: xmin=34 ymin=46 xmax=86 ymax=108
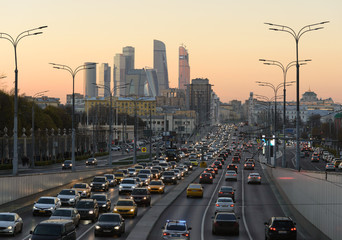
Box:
xmin=148 ymin=149 xmax=315 ymax=240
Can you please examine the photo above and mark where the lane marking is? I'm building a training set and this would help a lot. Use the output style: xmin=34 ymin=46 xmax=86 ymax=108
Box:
xmin=77 ymin=223 xmax=96 ymax=239
xmin=242 ymin=158 xmax=253 ymax=240
xmin=21 ymin=235 xmax=30 ymax=240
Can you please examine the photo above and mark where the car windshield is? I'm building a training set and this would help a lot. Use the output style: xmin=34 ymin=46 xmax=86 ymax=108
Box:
xmin=92 ymin=195 xmax=106 ymax=201
xmin=37 ymin=198 xmax=55 ymax=204
xmin=93 ymin=178 xmax=106 ymax=182
xmin=189 ymin=184 xmax=201 ymax=189
xmin=216 ymin=213 xmax=236 ymax=221
xmin=52 ymin=209 xmax=72 ymax=217
xmin=121 ymin=179 xmax=135 ymax=184
xmin=73 ymin=184 xmax=86 ymax=188
xmin=160 ymin=163 xmax=167 ymax=166
xmin=59 ymin=190 xmax=75 ymax=195
xmin=99 ymin=214 xmax=120 ymax=222
xmin=115 ymin=173 xmax=124 ymax=177
xmin=217 ymin=198 xmax=233 ymax=203
xmin=33 ymin=224 xmax=62 ymax=236
xmin=163 ymin=172 xmax=174 ymax=176
xmin=272 ymin=220 xmax=295 ymax=228
xmin=226 ymin=171 xmax=235 ymax=174
xmin=117 ymin=201 xmax=133 ymax=206
xmin=138 ymin=174 xmax=148 ymax=178
xmin=140 ymin=170 xmax=150 ymax=174
xmin=64 ymin=161 xmax=72 ymax=164
xmin=128 ymin=168 xmax=135 ymax=172
xmin=76 ymin=201 xmax=94 ymax=208
xmin=220 ymin=187 xmax=232 ymax=192
xmin=166 ymin=223 xmax=186 ymax=231
xmin=132 ymin=189 xmax=148 ymax=195
xmin=105 ymin=175 xmax=114 ymax=179
xmin=250 ymin=173 xmax=260 ymax=177
xmin=150 ymin=181 xmax=162 ymax=185
xmin=87 ymin=158 xmax=94 ymax=161
xmin=0 ymin=215 xmax=14 ymax=221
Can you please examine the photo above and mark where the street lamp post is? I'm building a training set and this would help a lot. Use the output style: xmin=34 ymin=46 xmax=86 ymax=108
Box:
xmin=31 ymin=90 xmax=49 ymax=168
xmin=1 ymin=26 xmax=47 ymax=175
xmin=50 ymin=63 xmax=96 ymax=172
xmin=259 ymin=59 xmax=311 ymax=168
xmin=265 ymin=21 xmax=329 ymax=171
xmin=256 ymin=81 xmax=295 ymax=167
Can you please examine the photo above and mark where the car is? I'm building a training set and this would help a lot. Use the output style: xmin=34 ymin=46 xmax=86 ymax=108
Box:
xmin=212 ymin=212 xmax=239 ymax=235
xmin=111 ymin=146 xmax=121 ymax=151
xmin=186 ymin=183 xmax=203 ymax=198
xmin=203 ymin=168 xmax=216 ymax=178
xmin=247 ymin=172 xmax=261 ymax=184
xmin=119 ymin=178 xmax=139 ymax=194
xmin=86 ymin=157 xmax=98 ymax=166
xmin=137 ymin=173 xmax=151 ymax=186
xmin=133 ymin=177 xmax=144 ymax=187
xmin=225 ymin=170 xmax=237 ymax=181
xmin=113 ymin=199 xmax=138 ymax=218
xmin=62 ymin=160 xmax=72 ymax=170
xmin=90 ymin=176 xmax=109 ymax=192
xmin=218 ymin=186 xmax=235 ymax=201
xmin=232 ymin=156 xmax=240 ymax=163
xmin=134 ymin=165 xmax=145 ymax=172
xmin=159 ymin=162 xmax=170 ymax=171
xmin=72 ymin=183 xmax=91 ymax=198
xmin=311 ymin=155 xmax=319 ymax=162
xmin=32 ymin=196 xmax=61 ymax=216
xmin=113 ymin=171 xmax=125 ymax=183
xmin=244 ymin=162 xmax=255 ymax=170
xmin=148 ymin=180 xmax=165 ymax=193
xmin=57 ymin=189 xmax=80 ymax=207
xmin=227 ymin=164 xmax=238 ymax=173
xmin=161 ymin=171 xmax=178 ymax=185
xmin=189 ymin=159 xmax=198 ymax=166
xmin=213 ymin=160 xmax=223 ymax=169
xmin=161 ymin=220 xmax=192 ymax=240
xmin=30 ymin=219 xmax=76 ymax=240
xmin=183 ymin=161 xmax=193 ymax=170
xmin=151 ymin=168 xmax=161 ymax=179
xmin=217 ymin=157 xmax=225 ymax=164
xmin=94 ymin=213 xmax=125 ymax=237
xmin=199 ymin=173 xmax=213 ymax=184
xmin=0 ymin=213 xmax=23 ymax=236
xmin=75 ymin=199 xmax=99 ymax=222
xmin=215 ymin=197 xmax=235 ymax=213
xmin=104 ymin=174 xmax=117 ymax=187
xmin=91 ymin=194 xmax=111 ymax=212
xmin=131 ymin=188 xmax=151 ymax=206
xmin=49 ymin=208 xmax=81 ymax=227
xmin=325 ymin=163 xmax=335 ymax=171
xmin=127 ymin=168 xmax=138 ymax=177
xmin=300 ymin=151 xmax=305 ymax=158
xmin=264 ymin=217 xmax=297 ymax=240
xmin=172 ymin=169 xmax=182 ymax=180
xmin=210 ymin=164 xmax=219 ymax=174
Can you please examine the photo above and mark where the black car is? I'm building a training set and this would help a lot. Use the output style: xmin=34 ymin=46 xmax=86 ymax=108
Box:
xmin=75 ymin=199 xmax=99 ymax=222
xmin=131 ymin=188 xmax=151 ymax=207
xmin=212 ymin=212 xmax=239 ymax=235
xmin=265 ymin=217 xmax=297 ymax=240
xmin=94 ymin=213 xmax=125 ymax=237
xmin=227 ymin=164 xmax=238 ymax=173
xmin=91 ymin=194 xmax=111 ymax=212
xmin=161 ymin=171 xmax=177 ymax=184
xmin=232 ymin=156 xmax=240 ymax=163
xmin=217 ymin=157 xmax=225 ymax=164
xmin=30 ymin=219 xmax=76 ymax=240
xmin=86 ymin=157 xmax=98 ymax=166
xmin=214 ymin=161 xmax=223 ymax=169
xmin=183 ymin=161 xmax=193 ymax=170
xmin=104 ymin=174 xmax=117 ymax=187
xmin=90 ymin=176 xmax=109 ymax=192
xmin=199 ymin=173 xmax=213 ymax=184
xmin=218 ymin=186 xmax=235 ymax=201
xmin=62 ymin=160 xmax=72 ymax=170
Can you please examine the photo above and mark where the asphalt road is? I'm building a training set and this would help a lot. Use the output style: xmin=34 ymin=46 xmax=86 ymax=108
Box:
xmin=148 ymin=150 xmax=315 ymax=240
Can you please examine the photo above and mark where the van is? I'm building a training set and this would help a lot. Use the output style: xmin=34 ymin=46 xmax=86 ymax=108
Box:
xmin=30 ymin=219 xmax=76 ymax=240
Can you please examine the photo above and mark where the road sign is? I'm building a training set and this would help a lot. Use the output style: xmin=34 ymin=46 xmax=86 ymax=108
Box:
xmin=141 ymin=147 xmax=147 ymax=153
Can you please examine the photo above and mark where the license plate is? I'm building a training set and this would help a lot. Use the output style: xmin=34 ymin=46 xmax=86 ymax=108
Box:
xmin=39 ymin=210 xmax=45 ymax=213
xmin=278 ymin=231 xmax=287 ymax=234
xmin=171 ymin=234 xmax=180 ymax=237
xmin=103 ymin=230 xmax=111 ymax=232
xmin=222 ymin=205 xmax=228 ymax=207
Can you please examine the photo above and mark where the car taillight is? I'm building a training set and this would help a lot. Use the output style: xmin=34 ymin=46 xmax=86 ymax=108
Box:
xmin=270 ymin=227 xmax=276 ymax=231
xmin=182 ymin=233 xmax=189 ymax=237
xmin=230 ymin=204 xmax=234 ymax=207
xmin=210 ymin=177 xmax=213 ymax=179
xmin=252 ymin=164 xmax=255 ymax=167
xmin=216 ymin=204 xmax=220 ymax=207
xmin=244 ymin=164 xmax=247 ymax=167
xmin=200 ymin=176 xmax=202 ymax=178
xmin=248 ymin=176 xmax=251 ymax=178
xmin=291 ymin=228 xmax=296 ymax=231
xmin=257 ymin=177 xmax=261 ymax=179
xmin=219 ymin=191 xmax=223 ymax=194
xmin=234 ymin=174 xmax=237 ymax=176
xmin=163 ymin=232 xmax=170 ymax=236
xmin=231 ymin=192 xmax=234 ymax=194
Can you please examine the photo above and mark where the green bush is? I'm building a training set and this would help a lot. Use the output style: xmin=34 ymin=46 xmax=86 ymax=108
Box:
xmin=0 ymin=164 xmax=12 ymax=170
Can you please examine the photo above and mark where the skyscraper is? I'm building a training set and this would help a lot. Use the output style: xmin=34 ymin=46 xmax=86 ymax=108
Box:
xmin=113 ymin=54 xmax=126 ymax=97
xmin=153 ymin=40 xmax=169 ymax=93
xmin=123 ymin=46 xmax=135 ymax=72
xmin=179 ymin=46 xmax=190 ymax=90
xmin=83 ymin=62 xmax=97 ymax=98
xmin=98 ymin=63 xmax=111 ymax=97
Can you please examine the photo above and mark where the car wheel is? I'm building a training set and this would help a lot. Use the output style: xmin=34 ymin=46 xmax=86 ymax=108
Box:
xmin=12 ymin=227 xmax=16 ymax=236
xmin=19 ymin=224 xmax=23 ymax=233
xmin=212 ymin=228 xmax=216 ymax=235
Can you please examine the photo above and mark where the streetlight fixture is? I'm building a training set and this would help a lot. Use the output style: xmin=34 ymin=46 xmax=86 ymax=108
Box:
xmin=31 ymin=90 xmax=49 ymax=168
xmin=259 ymin=59 xmax=311 ymax=168
xmin=1 ymin=25 xmax=48 ymax=175
xmin=264 ymin=21 xmax=329 ymax=171
xmin=50 ymin=62 xmax=96 ymax=172
xmin=256 ymin=81 xmax=295 ymax=167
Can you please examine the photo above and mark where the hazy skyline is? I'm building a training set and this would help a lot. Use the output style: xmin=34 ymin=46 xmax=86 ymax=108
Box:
xmin=1 ymin=0 xmax=341 ymax=104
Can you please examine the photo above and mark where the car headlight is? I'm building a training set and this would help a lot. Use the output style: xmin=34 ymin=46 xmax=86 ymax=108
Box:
xmin=119 ymin=185 xmax=123 ymax=189
xmin=33 ymin=206 xmax=38 ymax=210
xmin=102 ymin=204 xmax=107 ymax=207
xmin=143 ymin=197 xmax=147 ymax=200
xmin=69 ymin=199 xmax=75 ymax=202
xmin=89 ymin=210 xmax=94 ymax=214
xmin=62 ymin=164 xmax=65 ymax=166
xmin=7 ymin=226 xmax=13 ymax=230
xmin=161 ymin=177 xmax=164 ymax=179
xmin=159 ymin=187 xmax=163 ymax=189
xmin=48 ymin=207 xmax=54 ymax=210
xmin=148 ymin=187 xmax=151 ymax=189
xmin=102 ymin=184 xmax=105 ymax=186
xmin=90 ymin=183 xmax=93 ymax=186
xmin=172 ymin=177 xmax=175 ymax=179
xmin=70 ymin=164 xmax=72 ymax=166
xmin=95 ymin=225 xmax=101 ymax=229
xmin=82 ymin=191 xmax=86 ymax=194
xmin=130 ymin=209 xmax=134 ymax=212
xmin=114 ymin=208 xmax=118 ymax=211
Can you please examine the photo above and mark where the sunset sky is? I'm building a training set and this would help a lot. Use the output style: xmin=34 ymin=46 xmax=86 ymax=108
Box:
xmin=1 ymin=0 xmax=341 ymax=104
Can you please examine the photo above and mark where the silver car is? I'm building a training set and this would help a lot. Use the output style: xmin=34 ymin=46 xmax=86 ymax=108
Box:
xmin=32 ymin=196 xmax=61 ymax=216
xmin=162 ymin=220 xmax=192 ymax=240
xmin=215 ymin=197 xmax=235 ymax=213
xmin=0 ymin=213 xmax=23 ymax=236
xmin=49 ymin=208 xmax=80 ymax=227
xmin=57 ymin=189 xmax=80 ymax=206
xmin=225 ymin=170 xmax=237 ymax=181
xmin=325 ymin=163 xmax=335 ymax=171
xmin=247 ymin=172 xmax=261 ymax=184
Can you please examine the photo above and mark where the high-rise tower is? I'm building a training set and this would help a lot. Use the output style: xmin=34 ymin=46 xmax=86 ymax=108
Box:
xmin=83 ymin=62 xmax=97 ymax=98
xmin=179 ymin=46 xmax=190 ymax=90
xmin=123 ymin=46 xmax=135 ymax=72
xmin=113 ymin=54 xmax=126 ymax=97
xmin=153 ymin=40 xmax=169 ymax=93
xmin=98 ymin=63 xmax=111 ymax=97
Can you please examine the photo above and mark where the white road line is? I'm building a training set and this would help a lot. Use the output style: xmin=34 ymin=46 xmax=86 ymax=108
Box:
xmin=201 ymin=165 xmax=226 ymax=240
xmin=76 ymin=223 xmax=95 ymax=240
xmin=21 ymin=235 xmax=31 ymax=240
xmin=242 ymin=167 xmax=253 ymax=240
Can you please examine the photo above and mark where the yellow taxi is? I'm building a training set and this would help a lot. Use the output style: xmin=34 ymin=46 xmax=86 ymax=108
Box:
xmin=190 ymin=159 xmax=198 ymax=166
xmin=148 ymin=180 xmax=165 ymax=194
xmin=113 ymin=199 xmax=138 ymax=217
xmin=186 ymin=183 xmax=203 ymax=198
xmin=72 ymin=183 xmax=91 ymax=198
xmin=134 ymin=165 xmax=144 ymax=172
xmin=113 ymin=171 xmax=125 ymax=183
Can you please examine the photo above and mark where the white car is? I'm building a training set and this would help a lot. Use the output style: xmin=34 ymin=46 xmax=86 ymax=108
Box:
xmin=119 ymin=178 xmax=139 ymax=194
xmin=0 ymin=213 xmax=23 ymax=236
xmin=247 ymin=173 xmax=261 ymax=184
xmin=215 ymin=197 xmax=235 ymax=213
xmin=32 ymin=196 xmax=61 ymax=216
xmin=325 ymin=163 xmax=335 ymax=171
xmin=57 ymin=189 xmax=80 ymax=206
xmin=225 ymin=170 xmax=237 ymax=181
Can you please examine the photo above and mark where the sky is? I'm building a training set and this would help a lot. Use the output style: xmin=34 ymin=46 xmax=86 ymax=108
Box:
xmin=0 ymin=0 xmax=341 ymax=104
